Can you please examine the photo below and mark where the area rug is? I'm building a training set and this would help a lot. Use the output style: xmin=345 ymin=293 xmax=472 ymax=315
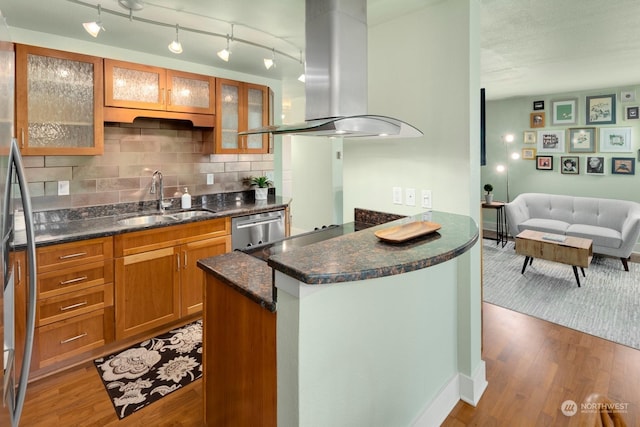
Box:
xmin=93 ymin=319 xmax=202 ymax=419
xmin=482 ymin=240 xmax=640 ymax=350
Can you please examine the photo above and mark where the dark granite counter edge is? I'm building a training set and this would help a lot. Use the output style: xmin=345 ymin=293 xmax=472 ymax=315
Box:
xmin=197 ymin=252 xmax=276 ymax=312
xmin=270 ymin=232 xmax=479 ymax=285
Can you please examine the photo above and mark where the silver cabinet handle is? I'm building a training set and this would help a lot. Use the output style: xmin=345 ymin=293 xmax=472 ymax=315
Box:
xmin=60 ymin=333 xmax=87 ymax=344
xmin=183 ymin=251 xmax=187 ymax=267
xmin=176 ymin=253 xmax=181 ymax=270
xmin=59 ymin=301 xmax=88 ymax=312
xmin=60 ymin=276 xmax=88 ymax=286
xmin=59 ymin=252 xmax=87 ymax=260
xmin=17 ymin=259 xmax=21 ymax=283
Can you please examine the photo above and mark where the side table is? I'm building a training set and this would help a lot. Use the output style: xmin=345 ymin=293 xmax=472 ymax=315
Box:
xmin=481 ymin=201 xmax=507 ymax=247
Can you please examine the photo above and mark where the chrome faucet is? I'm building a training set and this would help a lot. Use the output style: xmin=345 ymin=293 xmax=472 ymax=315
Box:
xmin=150 ymin=170 xmax=169 ymax=213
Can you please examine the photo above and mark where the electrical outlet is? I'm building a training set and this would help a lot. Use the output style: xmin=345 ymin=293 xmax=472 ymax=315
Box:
xmin=266 ymin=171 xmax=275 ymax=182
xmin=206 ymin=174 xmax=214 ymax=185
xmin=58 ymin=180 xmax=70 ymax=196
xmin=406 ymin=188 xmax=416 ymax=206
xmin=421 ymin=190 xmax=432 ymax=209
xmin=392 ymin=187 xmax=403 ymax=204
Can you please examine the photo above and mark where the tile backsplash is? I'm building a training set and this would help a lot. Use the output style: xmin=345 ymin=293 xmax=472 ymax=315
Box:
xmin=23 ymin=118 xmax=273 ymax=212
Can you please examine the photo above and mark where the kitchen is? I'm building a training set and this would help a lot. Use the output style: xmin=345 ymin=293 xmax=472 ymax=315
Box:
xmin=1 ymin=1 xmax=482 ymax=426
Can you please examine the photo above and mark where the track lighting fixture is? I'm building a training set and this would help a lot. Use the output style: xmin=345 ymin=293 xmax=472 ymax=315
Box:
xmin=217 ymin=24 xmax=234 ymax=62
xmin=168 ymin=24 xmax=183 ymax=54
xmin=73 ymin=1 xmax=304 ymax=77
xmin=264 ymin=48 xmax=276 ymax=70
xmin=82 ymin=4 xmax=105 ymax=38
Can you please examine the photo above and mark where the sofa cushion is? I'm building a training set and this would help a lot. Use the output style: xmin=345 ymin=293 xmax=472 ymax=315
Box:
xmin=566 ymin=224 xmax=622 ymax=249
xmin=519 ymin=218 xmax=570 ymax=234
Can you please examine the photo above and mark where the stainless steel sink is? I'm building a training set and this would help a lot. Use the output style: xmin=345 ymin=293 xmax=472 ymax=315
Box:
xmin=117 ymin=210 xmax=216 ymax=226
xmin=171 ymin=210 xmax=216 ymax=220
xmin=117 ymin=214 xmax=178 ymax=226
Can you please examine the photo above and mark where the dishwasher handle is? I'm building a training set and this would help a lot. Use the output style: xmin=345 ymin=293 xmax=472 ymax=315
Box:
xmin=235 ymin=215 xmax=283 ymax=229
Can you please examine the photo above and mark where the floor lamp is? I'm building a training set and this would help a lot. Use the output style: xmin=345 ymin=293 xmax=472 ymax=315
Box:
xmin=496 ymin=133 xmax=517 ymax=203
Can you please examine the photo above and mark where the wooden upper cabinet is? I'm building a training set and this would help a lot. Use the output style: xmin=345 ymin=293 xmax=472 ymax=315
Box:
xmin=215 ymin=78 xmax=269 ymax=154
xmin=15 ymin=44 xmax=104 ymax=156
xmin=104 ymin=59 xmax=215 ymax=125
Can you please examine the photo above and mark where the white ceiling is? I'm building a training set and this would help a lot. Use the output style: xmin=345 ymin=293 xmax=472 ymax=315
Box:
xmin=2 ymin=0 xmax=640 ymax=100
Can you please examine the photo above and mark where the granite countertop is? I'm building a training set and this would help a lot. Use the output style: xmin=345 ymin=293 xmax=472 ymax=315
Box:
xmin=197 ymin=210 xmax=479 ymax=311
xmin=15 ymin=192 xmax=290 ymax=248
xmin=197 ymin=252 xmax=275 ymax=312
xmin=267 ymin=211 xmax=478 ymax=284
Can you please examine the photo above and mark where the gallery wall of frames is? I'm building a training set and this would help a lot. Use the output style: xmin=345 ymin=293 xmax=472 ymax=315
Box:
xmin=482 ymin=85 xmax=640 ymax=211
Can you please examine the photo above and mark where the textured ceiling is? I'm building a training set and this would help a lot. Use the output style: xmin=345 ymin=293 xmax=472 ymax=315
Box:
xmin=2 ymin=0 xmax=640 ymax=100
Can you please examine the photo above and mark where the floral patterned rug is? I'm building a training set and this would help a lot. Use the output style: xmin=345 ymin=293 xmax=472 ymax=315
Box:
xmin=93 ymin=320 xmax=203 ymax=419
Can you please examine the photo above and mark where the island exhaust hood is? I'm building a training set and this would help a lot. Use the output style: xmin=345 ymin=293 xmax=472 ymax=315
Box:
xmin=240 ymin=0 xmax=423 ymax=138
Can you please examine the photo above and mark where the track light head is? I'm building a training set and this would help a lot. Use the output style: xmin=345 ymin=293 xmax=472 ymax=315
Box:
xmin=168 ymin=24 xmax=183 ymax=54
xmin=264 ymin=48 xmax=276 ymax=70
xmin=83 ymin=4 xmax=105 ymax=38
xmin=217 ymin=34 xmax=231 ymax=62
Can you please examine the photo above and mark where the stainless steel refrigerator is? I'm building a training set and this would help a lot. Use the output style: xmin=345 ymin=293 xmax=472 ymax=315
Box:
xmin=1 ymin=11 xmax=37 ymax=427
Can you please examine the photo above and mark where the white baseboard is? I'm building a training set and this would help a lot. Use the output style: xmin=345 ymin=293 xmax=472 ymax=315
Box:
xmin=411 ymin=361 xmax=488 ymax=426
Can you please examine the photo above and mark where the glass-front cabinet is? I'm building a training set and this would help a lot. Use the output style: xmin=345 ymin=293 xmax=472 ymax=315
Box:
xmin=215 ymin=78 xmax=269 ymax=154
xmin=15 ymin=44 xmax=103 ymax=155
xmin=104 ymin=59 xmax=215 ymax=115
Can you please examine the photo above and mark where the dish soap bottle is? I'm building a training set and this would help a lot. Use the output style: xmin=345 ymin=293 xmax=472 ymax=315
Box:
xmin=181 ymin=187 xmax=192 ymax=209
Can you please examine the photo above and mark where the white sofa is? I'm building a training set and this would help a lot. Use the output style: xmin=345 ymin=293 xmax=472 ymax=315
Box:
xmin=505 ymin=193 xmax=640 ymax=271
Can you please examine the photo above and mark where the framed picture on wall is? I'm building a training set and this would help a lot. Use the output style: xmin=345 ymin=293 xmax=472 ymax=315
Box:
xmin=530 ymin=112 xmax=545 ymax=128
xmin=551 ymin=98 xmax=578 ymax=125
xmin=537 ymin=130 xmax=565 ymax=153
xmin=611 ymin=157 xmax=635 ymax=175
xmin=586 ymin=156 xmax=605 ymax=174
xmin=625 ymin=106 xmax=639 ymax=120
xmin=568 ymin=127 xmax=596 ymax=153
xmin=523 ymin=130 xmax=536 ymax=144
xmin=599 ymin=127 xmax=632 ymax=152
xmin=536 ymin=155 xmax=553 ymax=170
xmin=560 ymin=156 xmax=579 ymax=174
xmin=586 ymin=94 xmax=616 ymax=125
xmin=533 ymin=100 xmax=545 ymax=110
xmin=522 ymin=148 xmax=536 ymax=160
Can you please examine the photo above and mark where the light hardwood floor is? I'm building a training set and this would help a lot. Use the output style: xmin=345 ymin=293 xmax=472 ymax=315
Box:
xmin=20 ymin=305 xmax=640 ymax=426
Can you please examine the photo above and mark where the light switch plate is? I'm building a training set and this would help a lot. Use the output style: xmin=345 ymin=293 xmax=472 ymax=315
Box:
xmin=206 ymin=174 xmax=214 ymax=185
xmin=58 ymin=180 xmax=70 ymax=196
xmin=421 ymin=189 xmax=432 ymax=209
xmin=392 ymin=187 xmax=402 ymax=204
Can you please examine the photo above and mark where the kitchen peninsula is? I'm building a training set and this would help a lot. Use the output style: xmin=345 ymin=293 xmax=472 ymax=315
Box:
xmin=198 ymin=209 xmax=482 ymax=426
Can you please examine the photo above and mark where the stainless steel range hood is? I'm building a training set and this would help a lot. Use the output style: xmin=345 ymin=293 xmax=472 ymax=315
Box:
xmin=240 ymin=0 xmax=423 ymax=138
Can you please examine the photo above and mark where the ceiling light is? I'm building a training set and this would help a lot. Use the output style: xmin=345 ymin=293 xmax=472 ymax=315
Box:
xmin=82 ymin=4 xmax=105 ymax=38
xmin=264 ymin=48 xmax=276 ymax=70
xmin=118 ymin=0 xmax=144 ymax=11
xmin=297 ymin=51 xmax=305 ymax=82
xmin=168 ymin=24 xmax=183 ymax=54
xmin=217 ymin=36 xmax=231 ymax=62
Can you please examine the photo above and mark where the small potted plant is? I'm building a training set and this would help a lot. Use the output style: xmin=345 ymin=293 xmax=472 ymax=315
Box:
xmin=483 ymin=184 xmax=494 ymax=204
xmin=244 ymin=175 xmax=273 ymax=200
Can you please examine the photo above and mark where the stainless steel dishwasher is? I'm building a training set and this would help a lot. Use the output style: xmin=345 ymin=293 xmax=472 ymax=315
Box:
xmin=231 ymin=209 xmax=286 ymax=250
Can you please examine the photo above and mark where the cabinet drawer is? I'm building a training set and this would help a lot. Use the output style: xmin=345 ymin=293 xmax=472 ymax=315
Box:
xmin=37 ymin=283 xmax=114 ymax=327
xmin=38 ymin=261 xmax=114 ymax=298
xmin=37 ymin=310 xmax=107 ymax=367
xmin=37 ymin=237 xmax=113 ymax=273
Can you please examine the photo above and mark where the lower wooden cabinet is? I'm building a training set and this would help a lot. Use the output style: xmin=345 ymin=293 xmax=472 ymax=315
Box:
xmin=32 ymin=237 xmax=115 ymax=371
xmin=114 ymin=218 xmax=231 ymax=340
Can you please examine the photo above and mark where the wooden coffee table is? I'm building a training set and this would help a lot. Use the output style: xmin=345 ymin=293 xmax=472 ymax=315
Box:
xmin=515 ymin=229 xmax=593 ymax=287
